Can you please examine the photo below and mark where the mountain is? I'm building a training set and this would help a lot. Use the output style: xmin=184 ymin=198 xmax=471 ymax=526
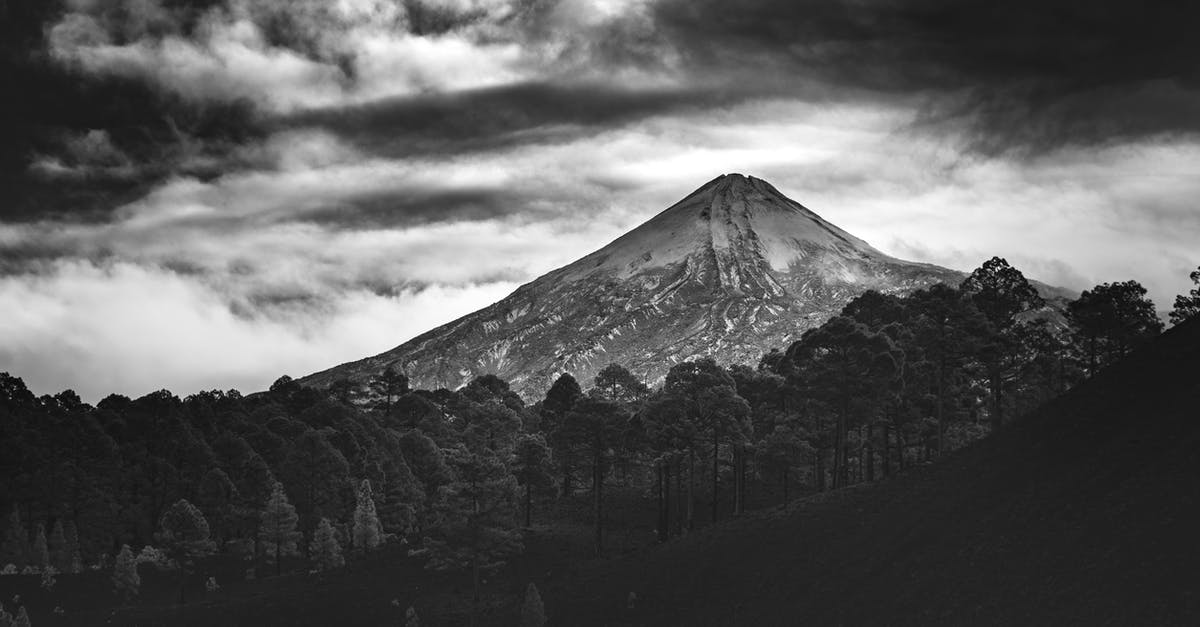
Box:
xmin=302 ymin=174 xmax=966 ymax=396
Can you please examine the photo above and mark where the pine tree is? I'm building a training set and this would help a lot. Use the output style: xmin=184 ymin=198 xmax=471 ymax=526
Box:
xmin=62 ymin=521 xmax=82 ymax=574
xmin=415 ymin=443 xmax=523 ymax=626
xmin=541 ymin=373 xmax=583 ymax=495
xmin=369 ymin=365 xmax=409 ymax=415
xmin=259 ymin=482 xmax=302 ymax=577
xmin=281 ymin=430 xmax=352 ymax=534
xmin=157 ymin=499 xmax=217 ymax=603
xmin=352 ymin=479 xmax=383 ymax=553
xmin=1170 ymin=266 xmax=1200 ymax=326
xmin=157 ymin=500 xmax=217 ymax=564
xmin=112 ymin=544 xmax=141 ymax=600
xmin=309 ymin=518 xmax=344 ymax=571
xmin=1068 ymin=280 xmax=1164 ymax=374
xmin=196 ymin=467 xmax=240 ymax=544
xmin=48 ymin=520 xmax=68 ymax=573
xmin=511 ymin=434 xmax=554 ymax=527
xmin=378 ymin=456 xmax=421 ymax=537
xmin=520 ymin=583 xmax=547 ymax=627
xmin=31 ymin=523 xmax=49 ymax=571
xmin=960 ymin=258 xmax=1044 ymax=432
xmin=0 ymin=507 xmax=26 ymax=568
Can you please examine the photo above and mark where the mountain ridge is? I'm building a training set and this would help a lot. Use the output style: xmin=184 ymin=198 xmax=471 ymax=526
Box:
xmin=301 ymin=174 xmax=999 ymax=396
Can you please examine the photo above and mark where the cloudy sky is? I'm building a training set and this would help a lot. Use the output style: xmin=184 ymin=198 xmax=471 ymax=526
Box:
xmin=1 ymin=0 xmax=1197 ymax=401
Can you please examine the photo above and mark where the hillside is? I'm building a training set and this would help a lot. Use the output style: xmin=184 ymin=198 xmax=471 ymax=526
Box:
xmin=302 ymin=174 xmax=964 ymax=397
xmin=546 ymin=316 xmax=1200 ymax=625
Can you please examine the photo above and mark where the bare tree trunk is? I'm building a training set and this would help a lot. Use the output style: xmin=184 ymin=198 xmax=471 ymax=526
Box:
xmin=561 ymin=459 xmax=572 ymax=498
xmin=937 ymin=355 xmax=945 ymax=457
xmin=731 ymin=445 xmax=739 ymax=516
xmin=687 ymin=449 xmax=695 ymax=533
xmin=881 ymin=424 xmax=891 ymax=478
xmin=674 ymin=456 xmax=683 ymax=536
xmin=711 ymin=430 xmax=719 ymax=523
xmin=594 ymin=454 xmax=603 ymax=556
xmin=656 ymin=460 xmax=667 ymax=543
xmin=865 ymin=424 xmax=875 ymax=483
xmin=524 ymin=482 xmax=532 ymax=528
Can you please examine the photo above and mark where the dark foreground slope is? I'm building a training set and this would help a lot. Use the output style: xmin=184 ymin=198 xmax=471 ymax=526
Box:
xmin=551 ymin=317 xmax=1200 ymax=626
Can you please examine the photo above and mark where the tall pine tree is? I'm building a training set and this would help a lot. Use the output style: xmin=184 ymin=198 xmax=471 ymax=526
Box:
xmin=112 ymin=544 xmax=140 ymax=600
xmin=258 ymin=482 xmax=302 ymax=577
xmin=1170 ymin=266 xmax=1200 ymax=326
xmin=351 ymin=479 xmax=382 ymax=553
xmin=520 ymin=582 xmax=547 ymax=627
xmin=0 ymin=507 xmax=26 ymax=568
xmin=309 ymin=517 xmax=345 ymax=571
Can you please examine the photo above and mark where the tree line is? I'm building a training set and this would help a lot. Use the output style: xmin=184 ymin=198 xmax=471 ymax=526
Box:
xmin=0 ymin=258 xmax=1195 ymax=616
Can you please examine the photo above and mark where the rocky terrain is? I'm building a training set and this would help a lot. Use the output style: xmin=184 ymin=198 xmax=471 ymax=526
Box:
xmin=302 ymin=174 xmax=968 ymax=396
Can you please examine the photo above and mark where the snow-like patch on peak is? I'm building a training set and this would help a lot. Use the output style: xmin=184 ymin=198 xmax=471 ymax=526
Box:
xmin=555 ymin=174 xmax=890 ymax=281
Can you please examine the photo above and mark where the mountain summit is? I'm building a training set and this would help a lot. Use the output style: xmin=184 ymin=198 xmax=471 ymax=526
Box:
xmin=302 ymin=174 xmax=962 ymax=396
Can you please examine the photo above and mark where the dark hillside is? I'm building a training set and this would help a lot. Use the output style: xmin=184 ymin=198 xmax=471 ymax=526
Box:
xmin=549 ymin=317 xmax=1200 ymax=626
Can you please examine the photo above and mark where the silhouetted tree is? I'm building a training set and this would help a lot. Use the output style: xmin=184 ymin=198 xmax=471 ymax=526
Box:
xmin=541 ymin=373 xmax=583 ymax=496
xmin=563 ymin=395 xmax=627 ymax=554
xmin=31 ymin=523 xmax=48 ymax=571
xmin=653 ymin=359 xmax=752 ymax=526
xmin=369 ymin=365 xmax=410 ymax=415
xmin=0 ymin=507 xmax=26 ymax=568
xmin=787 ymin=317 xmax=902 ymax=489
xmin=328 ymin=378 xmax=357 ymax=405
xmin=1068 ymin=280 xmax=1164 ymax=374
xmin=961 ymin=257 xmax=1044 ymax=432
xmin=309 ymin=517 xmax=344 ymax=571
xmin=156 ymin=498 xmax=216 ymax=603
xmin=907 ymin=284 xmax=987 ymax=454
xmin=196 ymin=468 xmax=239 ymax=544
xmin=520 ymin=582 xmax=547 ymax=627
xmin=1169 ymin=266 xmax=1200 ymax=326
xmin=112 ymin=544 xmax=140 ymax=600
xmin=259 ymin=482 xmax=301 ymax=577
xmin=281 ymin=430 xmax=351 ymax=536
xmin=416 ymin=442 xmax=522 ymax=627
xmin=960 ymin=256 xmax=1044 ymax=329
xmin=48 ymin=520 xmax=68 ymax=573
xmin=351 ymin=479 xmax=382 ymax=553
xmin=512 ymin=434 xmax=554 ymax=527
xmin=592 ymin=363 xmax=650 ymax=404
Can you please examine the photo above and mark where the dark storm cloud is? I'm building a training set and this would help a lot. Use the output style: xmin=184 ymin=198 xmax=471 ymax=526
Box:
xmin=651 ymin=0 xmax=1200 ymax=151
xmin=298 ymin=187 xmax=543 ymax=229
xmin=278 ymin=81 xmax=728 ymax=158
xmin=0 ymin=0 xmax=264 ymax=220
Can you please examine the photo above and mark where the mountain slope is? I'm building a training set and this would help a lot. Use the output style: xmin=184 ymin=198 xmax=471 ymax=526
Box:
xmin=549 ymin=316 xmax=1200 ymax=625
xmin=302 ymin=174 xmax=965 ymax=396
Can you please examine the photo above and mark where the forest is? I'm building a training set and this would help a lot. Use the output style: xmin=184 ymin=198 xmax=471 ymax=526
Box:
xmin=0 ymin=257 xmax=1197 ymax=626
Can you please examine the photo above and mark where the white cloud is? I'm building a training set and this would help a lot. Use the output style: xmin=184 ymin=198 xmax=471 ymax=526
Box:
xmin=48 ymin=0 xmax=542 ymax=113
xmin=0 ymin=260 xmax=516 ymax=401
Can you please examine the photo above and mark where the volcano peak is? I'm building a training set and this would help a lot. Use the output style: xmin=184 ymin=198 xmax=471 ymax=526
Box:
xmin=301 ymin=175 xmax=962 ymax=396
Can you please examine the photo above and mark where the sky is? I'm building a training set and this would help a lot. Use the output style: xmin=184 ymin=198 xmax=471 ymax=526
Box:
xmin=1 ymin=0 xmax=1198 ymax=401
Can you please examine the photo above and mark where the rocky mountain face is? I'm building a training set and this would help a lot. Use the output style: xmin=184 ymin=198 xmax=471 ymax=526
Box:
xmin=302 ymin=174 xmax=965 ymax=398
